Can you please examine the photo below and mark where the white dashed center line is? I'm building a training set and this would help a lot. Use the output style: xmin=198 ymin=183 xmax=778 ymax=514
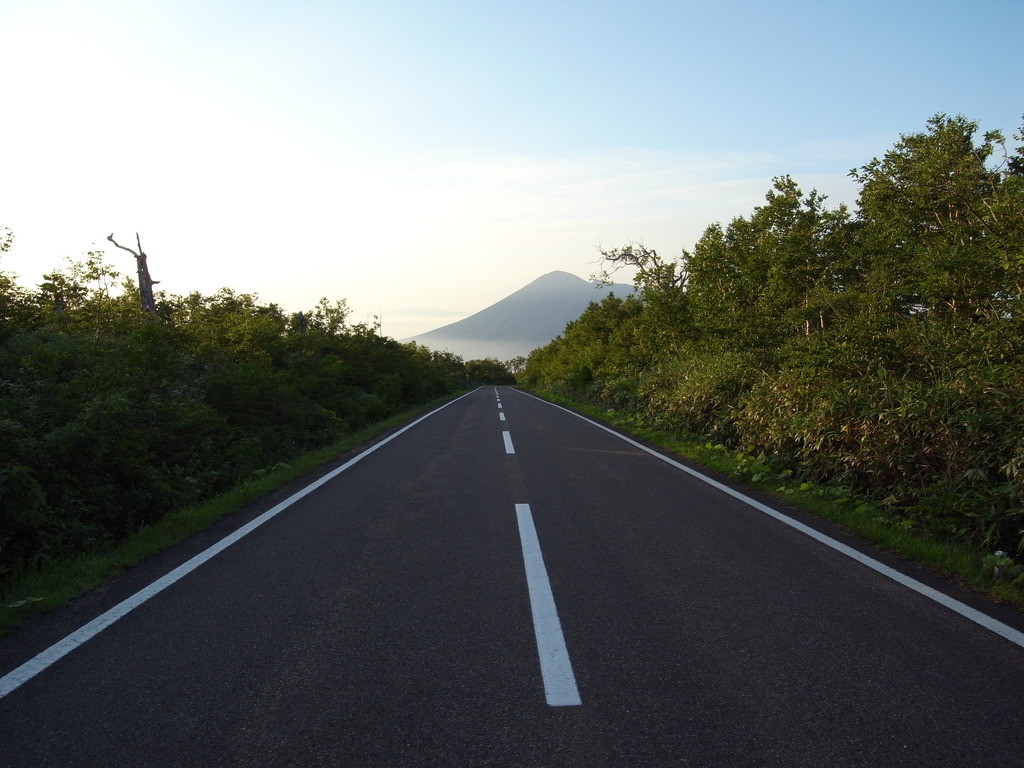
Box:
xmin=514 ymin=503 xmax=581 ymax=707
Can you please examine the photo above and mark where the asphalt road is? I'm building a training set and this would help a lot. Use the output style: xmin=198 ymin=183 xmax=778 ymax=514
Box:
xmin=2 ymin=386 xmax=1024 ymax=767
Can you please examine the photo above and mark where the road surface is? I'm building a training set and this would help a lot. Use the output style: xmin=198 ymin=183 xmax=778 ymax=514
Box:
xmin=2 ymin=386 xmax=1023 ymax=766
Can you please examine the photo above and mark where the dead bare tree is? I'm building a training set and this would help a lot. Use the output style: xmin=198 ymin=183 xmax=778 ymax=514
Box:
xmin=107 ymin=232 xmax=159 ymax=313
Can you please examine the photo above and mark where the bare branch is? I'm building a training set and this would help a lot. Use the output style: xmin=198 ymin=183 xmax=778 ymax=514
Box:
xmin=593 ymin=241 xmax=687 ymax=292
xmin=107 ymin=233 xmax=138 ymax=258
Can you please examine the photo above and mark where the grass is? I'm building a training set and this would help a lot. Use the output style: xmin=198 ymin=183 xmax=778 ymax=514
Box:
xmin=530 ymin=389 xmax=1024 ymax=612
xmin=0 ymin=393 xmax=465 ymax=636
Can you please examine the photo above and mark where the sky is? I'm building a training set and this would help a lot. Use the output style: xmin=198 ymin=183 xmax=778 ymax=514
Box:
xmin=2 ymin=0 xmax=1021 ymax=340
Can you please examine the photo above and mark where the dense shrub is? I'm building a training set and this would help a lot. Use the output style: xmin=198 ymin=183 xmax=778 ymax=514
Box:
xmin=636 ymin=348 xmax=763 ymax=444
xmin=0 ymin=260 xmax=480 ymax=583
xmin=522 ymin=114 xmax=1024 ymax=552
xmin=734 ymin=321 xmax=1024 ymax=544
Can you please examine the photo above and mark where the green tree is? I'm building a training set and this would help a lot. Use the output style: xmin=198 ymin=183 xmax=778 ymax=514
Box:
xmin=594 ymin=241 xmax=686 ymax=294
xmin=305 ymin=297 xmax=351 ymax=335
xmin=33 ymin=252 xmax=150 ymax=335
xmin=170 ymin=288 xmax=290 ymax=363
xmin=464 ymin=358 xmax=515 ymax=385
xmin=0 ymin=227 xmax=33 ymax=337
xmin=850 ymin=114 xmax=1021 ymax=321
xmin=521 ymin=294 xmax=644 ymax=398
xmin=685 ymin=176 xmax=855 ymax=352
xmin=593 ymin=243 xmax=693 ymax=378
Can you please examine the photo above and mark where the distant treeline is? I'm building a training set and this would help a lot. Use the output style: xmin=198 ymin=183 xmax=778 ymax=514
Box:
xmin=521 ymin=114 xmax=1024 ymax=554
xmin=0 ymin=243 xmax=513 ymax=583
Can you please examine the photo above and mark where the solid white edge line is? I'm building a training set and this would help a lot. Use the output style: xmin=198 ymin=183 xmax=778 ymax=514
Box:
xmin=518 ymin=390 xmax=1024 ymax=651
xmin=515 ymin=503 xmax=581 ymax=707
xmin=503 ymin=431 xmax=515 ymax=454
xmin=0 ymin=388 xmax=483 ymax=700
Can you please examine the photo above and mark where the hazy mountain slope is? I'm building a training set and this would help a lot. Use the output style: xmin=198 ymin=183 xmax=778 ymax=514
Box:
xmin=404 ymin=271 xmax=632 ymax=360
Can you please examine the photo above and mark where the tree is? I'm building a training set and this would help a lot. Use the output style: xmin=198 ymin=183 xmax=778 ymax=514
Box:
xmin=506 ymin=356 xmax=527 ymax=376
xmin=33 ymin=252 xmax=145 ymax=334
xmin=0 ymin=227 xmax=29 ymax=335
xmin=995 ymin=115 xmax=1024 ymax=299
xmin=594 ymin=242 xmax=693 ymax=362
xmin=521 ymin=294 xmax=644 ymax=397
xmin=170 ymin=288 xmax=290 ymax=363
xmin=594 ymin=241 xmax=686 ymax=294
xmin=685 ymin=176 xmax=855 ymax=350
xmin=850 ymin=114 xmax=1020 ymax=321
xmin=107 ymin=232 xmax=159 ymax=313
xmin=464 ymin=358 xmax=515 ymax=385
xmin=305 ymin=297 xmax=350 ymax=336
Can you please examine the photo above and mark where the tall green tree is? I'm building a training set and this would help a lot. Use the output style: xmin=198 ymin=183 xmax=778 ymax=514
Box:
xmin=851 ymin=114 xmax=1021 ymax=322
xmin=594 ymin=243 xmax=693 ymax=367
xmin=685 ymin=176 xmax=855 ymax=351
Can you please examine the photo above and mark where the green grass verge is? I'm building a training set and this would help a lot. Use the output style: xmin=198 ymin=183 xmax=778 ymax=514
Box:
xmin=0 ymin=393 xmax=466 ymax=636
xmin=529 ymin=389 xmax=1024 ymax=612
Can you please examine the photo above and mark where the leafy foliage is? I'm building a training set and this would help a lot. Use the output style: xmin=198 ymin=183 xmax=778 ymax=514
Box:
xmin=0 ymin=250 xmax=500 ymax=585
xmin=522 ymin=113 xmax=1024 ymax=554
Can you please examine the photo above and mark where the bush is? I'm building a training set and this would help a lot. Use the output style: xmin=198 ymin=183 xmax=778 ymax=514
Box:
xmin=636 ymin=347 xmax=763 ymax=445
xmin=0 ymin=271 xmax=463 ymax=586
xmin=734 ymin=322 xmax=1024 ymax=548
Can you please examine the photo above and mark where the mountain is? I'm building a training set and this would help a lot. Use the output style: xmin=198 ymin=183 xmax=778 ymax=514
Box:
xmin=403 ymin=271 xmax=633 ymax=361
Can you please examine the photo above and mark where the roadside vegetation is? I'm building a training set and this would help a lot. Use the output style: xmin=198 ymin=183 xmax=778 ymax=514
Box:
xmin=520 ymin=114 xmax=1024 ymax=606
xmin=0 ymin=397 xmax=468 ymax=634
xmin=0 ymin=238 xmax=513 ymax=621
xmin=2 ymin=112 xmax=1021 ymax=628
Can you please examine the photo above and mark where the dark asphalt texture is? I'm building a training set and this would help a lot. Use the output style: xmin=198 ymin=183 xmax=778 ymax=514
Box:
xmin=2 ymin=386 xmax=1024 ymax=767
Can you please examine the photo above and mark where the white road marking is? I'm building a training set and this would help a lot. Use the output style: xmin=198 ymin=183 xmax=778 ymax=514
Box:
xmin=514 ymin=503 xmax=581 ymax=707
xmin=520 ymin=391 xmax=1024 ymax=651
xmin=499 ymin=412 xmax=506 ymax=421
xmin=503 ymin=430 xmax=515 ymax=454
xmin=0 ymin=389 xmax=483 ymax=700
